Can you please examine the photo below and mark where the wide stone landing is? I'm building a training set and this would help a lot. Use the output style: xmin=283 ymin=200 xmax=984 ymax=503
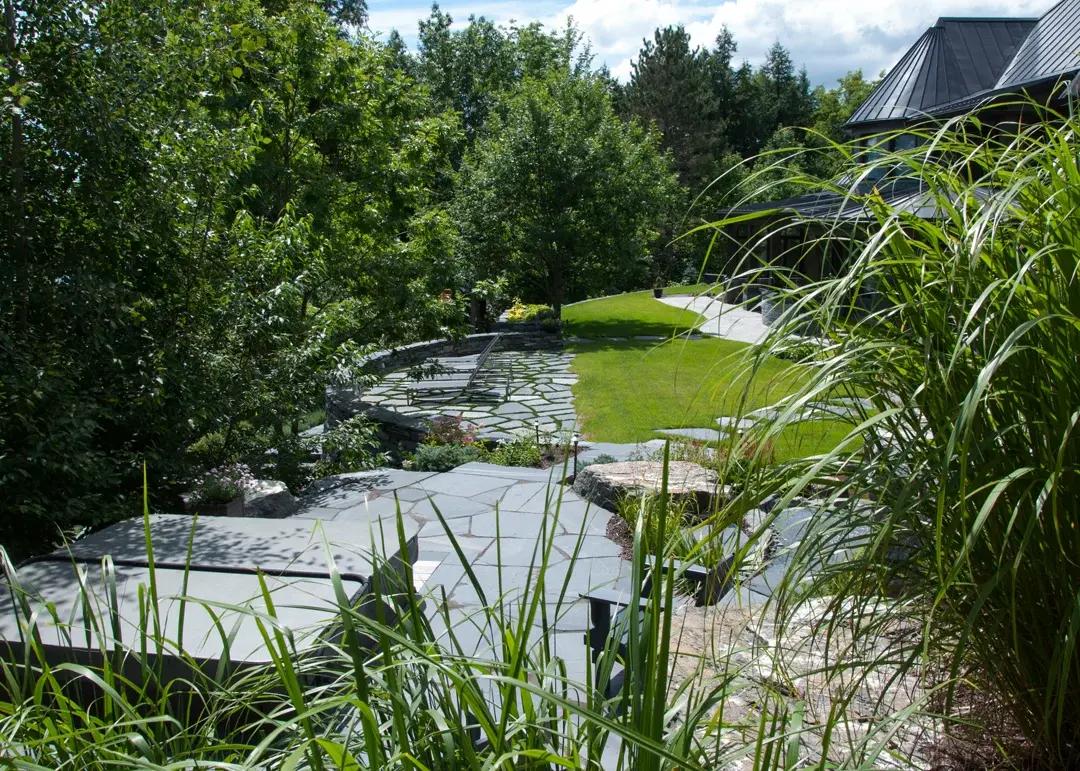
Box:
xmin=293 ymin=463 xmax=625 ymax=649
xmin=572 ymin=460 xmax=723 ymax=514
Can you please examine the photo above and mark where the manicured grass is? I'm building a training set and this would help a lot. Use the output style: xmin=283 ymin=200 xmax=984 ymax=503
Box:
xmin=569 ymin=338 xmax=853 ymax=460
xmin=562 ymin=291 xmax=703 ymax=338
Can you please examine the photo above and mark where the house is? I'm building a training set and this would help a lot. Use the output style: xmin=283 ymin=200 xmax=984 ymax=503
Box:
xmin=724 ymin=0 xmax=1080 ymax=294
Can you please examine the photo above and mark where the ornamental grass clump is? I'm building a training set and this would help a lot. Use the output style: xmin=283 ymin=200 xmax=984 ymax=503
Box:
xmin=711 ymin=98 xmax=1080 ymax=765
xmin=0 ymin=455 xmax=863 ymax=770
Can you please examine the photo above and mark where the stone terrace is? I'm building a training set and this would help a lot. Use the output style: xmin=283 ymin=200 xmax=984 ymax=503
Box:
xmin=293 ymin=462 xmax=623 ymax=681
xmin=361 ymin=350 xmax=578 ymax=440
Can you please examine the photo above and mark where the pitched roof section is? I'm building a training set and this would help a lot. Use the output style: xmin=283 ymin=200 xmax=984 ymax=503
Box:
xmin=847 ymin=17 xmax=1036 ymax=128
xmin=996 ymin=0 xmax=1080 ymax=89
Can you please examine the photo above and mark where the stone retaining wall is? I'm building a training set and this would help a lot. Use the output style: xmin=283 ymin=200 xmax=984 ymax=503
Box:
xmin=325 ymin=331 xmax=563 ymax=455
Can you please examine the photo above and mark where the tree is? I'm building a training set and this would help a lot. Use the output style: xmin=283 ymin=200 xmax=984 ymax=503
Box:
xmin=454 ymin=72 xmax=679 ymax=314
xmin=416 ymin=6 xmax=592 ymax=170
xmin=810 ymin=69 xmax=880 ymax=143
xmin=622 ymin=26 xmax=725 ymax=191
xmin=0 ymin=0 xmax=463 ymax=556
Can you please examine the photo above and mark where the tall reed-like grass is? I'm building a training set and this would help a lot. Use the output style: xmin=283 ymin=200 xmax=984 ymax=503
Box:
xmin=707 ymin=98 xmax=1080 ymax=766
xmin=0 ymin=455 xmax=852 ymax=770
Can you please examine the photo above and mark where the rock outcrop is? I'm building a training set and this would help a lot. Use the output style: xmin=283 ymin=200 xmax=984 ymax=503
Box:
xmin=572 ymin=460 xmax=724 ymax=514
xmin=243 ymin=480 xmax=299 ymax=519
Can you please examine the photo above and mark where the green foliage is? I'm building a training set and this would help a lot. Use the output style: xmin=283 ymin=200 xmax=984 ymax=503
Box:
xmin=505 ymin=300 xmax=555 ymax=322
xmin=726 ymin=108 xmax=1080 ymax=763
xmin=315 ymin=416 xmax=386 ymax=476
xmin=616 ymin=490 xmax=691 ymax=554
xmin=485 ymin=437 xmax=543 ymax=468
xmin=624 ymin=26 xmax=724 ymax=192
xmin=409 ymin=442 xmax=483 ymax=472
xmin=455 ymin=70 xmax=680 ymax=312
xmin=0 ymin=0 xmax=463 ymax=554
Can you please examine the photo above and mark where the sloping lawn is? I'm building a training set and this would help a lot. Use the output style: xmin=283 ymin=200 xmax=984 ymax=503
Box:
xmin=569 ymin=338 xmax=854 ymax=461
xmin=563 ymin=291 xmax=703 ymax=338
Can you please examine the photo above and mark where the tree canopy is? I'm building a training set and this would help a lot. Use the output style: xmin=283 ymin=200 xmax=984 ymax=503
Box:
xmin=454 ymin=72 xmax=679 ymax=313
xmin=1 ymin=0 xmax=880 ymax=555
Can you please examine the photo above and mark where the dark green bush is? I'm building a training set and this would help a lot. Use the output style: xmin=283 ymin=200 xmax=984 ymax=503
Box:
xmin=410 ymin=443 xmax=483 ymax=472
xmin=486 ymin=437 xmax=543 ymax=467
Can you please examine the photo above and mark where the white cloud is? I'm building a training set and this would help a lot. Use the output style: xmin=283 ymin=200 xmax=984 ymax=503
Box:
xmin=369 ymin=0 xmax=1056 ymax=85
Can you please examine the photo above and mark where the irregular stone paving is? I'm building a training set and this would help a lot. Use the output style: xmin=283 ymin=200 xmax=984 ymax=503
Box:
xmin=655 ymin=400 xmax=876 ymax=444
xmin=293 ymin=462 xmax=626 ymax=685
xmin=291 ymin=463 xmax=821 ymax=711
xmin=656 ymin=295 xmax=769 ymax=344
xmin=362 ymin=350 xmax=578 ymax=440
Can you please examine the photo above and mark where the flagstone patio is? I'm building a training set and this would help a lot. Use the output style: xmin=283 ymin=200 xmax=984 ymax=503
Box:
xmin=360 ymin=350 xmax=579 ymax=440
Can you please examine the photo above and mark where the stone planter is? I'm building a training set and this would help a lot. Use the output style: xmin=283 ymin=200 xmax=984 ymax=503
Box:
xmin=653 ymin=288 xmax=664 ymax=298
xmin=722 ymin=276 xmax=742 ymax=304
xmin=760 ymin=290 xmax=784 ymax=326
xmin=182 ymin=495 xmax=245 ymax=517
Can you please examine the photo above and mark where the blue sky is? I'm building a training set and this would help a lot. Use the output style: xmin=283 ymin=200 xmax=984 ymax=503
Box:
xmin=367 ymin=0 xmax=1055 ymax=87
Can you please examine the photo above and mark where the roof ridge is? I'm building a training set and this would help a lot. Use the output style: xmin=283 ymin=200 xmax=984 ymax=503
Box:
xmin=934 ymin=17 xmax=1039 ymax=25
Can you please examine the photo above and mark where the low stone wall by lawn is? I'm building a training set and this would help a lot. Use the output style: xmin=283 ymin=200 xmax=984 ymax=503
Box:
xmin=325 ymin=331 xmax=564 ymax=456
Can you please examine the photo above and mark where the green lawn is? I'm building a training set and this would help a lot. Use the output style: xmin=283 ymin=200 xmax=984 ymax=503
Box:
xmin=563 ymin=291 xmax=704 ymax=338
xmin=564 ymin=292 xmax=854 ymax=461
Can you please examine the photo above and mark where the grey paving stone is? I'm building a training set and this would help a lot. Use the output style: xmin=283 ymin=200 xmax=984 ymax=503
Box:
xmin=470 ymin=510 xmax=550 ymax=539
xmin=420 ymin=559 xmax=468 ymax=598
xmin=555 ymin=502 xmax=613 ymax=536
xmin=654 ymin=427 xmax=723 ymax=441
xmin=336 ymin=495 xmax=413 ymax=521
xmin=498 ymin=482 xmax=548 ymax=512
xmin=715 ymin=416 xmax=757 ymax=430
xmin=391 ymin=487 xmax=434 ymax=502
xmin=543 ymin=557 xmax=626 ymax=598
xmin=417 ymin=533 xmax=493 ymax=559
xmin=495 ymin=402 xmax=532 ymax=417
xmin=469 ymin=485 xmax=512 ymax=505
xmin=413 ymin=471 xmax=513 ymax=497
xmin=417 ymin=517 xmax=472 ymax=537
xmin=292 ymin=505 xmax=344 ymax=520
xmin=452 ymin=463 xmax=561 ymax=483
xmin=553 ymin=534 xmax=623 ymax=560
xmin=474 ymin=536 xmax=565 ymax=567
xmin=412 ymin=494 xmax=491 ymax=521
xmin=448 ymin=565 xmax=533 ymax=606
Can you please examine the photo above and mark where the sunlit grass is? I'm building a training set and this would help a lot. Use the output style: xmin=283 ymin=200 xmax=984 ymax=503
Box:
xmin=563 ymin=291 xmax=704 ymax=338
xmin=569 ymin=338 xmax=849 ymax=460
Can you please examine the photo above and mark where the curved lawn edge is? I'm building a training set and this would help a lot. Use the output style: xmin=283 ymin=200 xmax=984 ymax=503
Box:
xmin=562 ymin=291 xmax=706 ymax=338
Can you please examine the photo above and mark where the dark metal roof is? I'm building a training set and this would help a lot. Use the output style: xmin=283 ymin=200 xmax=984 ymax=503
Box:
xmin=847 ymin=17 xmax=1036 ymax=128
xmin=996 ymin=0 xmax=1080 ymax=89
xmin=727 ymin=178 xmax=936 ymax=221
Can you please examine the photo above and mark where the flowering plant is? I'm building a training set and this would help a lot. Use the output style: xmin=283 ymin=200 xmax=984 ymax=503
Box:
xmin=188 ymin=463 xmax=254 ymax=504
xmin=425 ymin=414 xmax=478 ymax=446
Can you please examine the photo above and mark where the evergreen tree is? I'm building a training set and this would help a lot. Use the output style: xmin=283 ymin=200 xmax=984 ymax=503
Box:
xmin=623 ymin=26 xmax=724 ymax=190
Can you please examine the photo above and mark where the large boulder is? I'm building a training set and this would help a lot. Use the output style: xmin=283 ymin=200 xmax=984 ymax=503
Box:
xmin=573 ymin=460 xmax=723 ymax=515
xmin=243 ymin=480 xmax=299 ymax=519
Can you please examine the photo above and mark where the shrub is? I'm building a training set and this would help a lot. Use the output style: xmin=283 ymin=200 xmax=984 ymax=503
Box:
xmin=505 ymin=299 xmax=555 ymax=323
xmin=409 ymin=443 xmax=483 ymax=472
xmin=187 ymin=463 xmax=254 ymax=504
xmin=485 ymin=437 xmax=543 ymax=468
xmin=772 ymin=340 xmax=820 ymax=362
xmin=314 ymin=416 xmax=387 ymax=476
xmin=425 ymin=414 xmax=478 ymax=446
